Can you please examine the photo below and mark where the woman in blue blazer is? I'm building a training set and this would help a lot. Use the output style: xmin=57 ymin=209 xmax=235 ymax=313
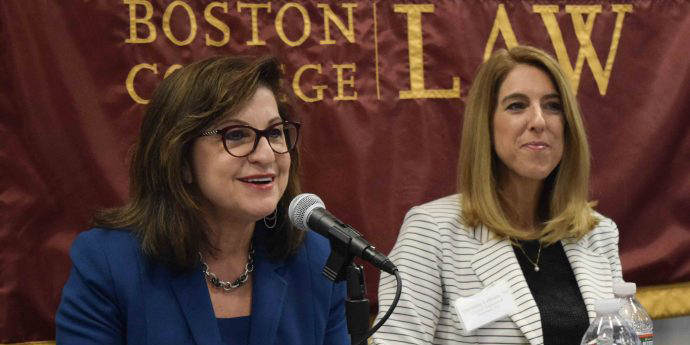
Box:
xmin=56 ymin=55 xmax=349 ymax=345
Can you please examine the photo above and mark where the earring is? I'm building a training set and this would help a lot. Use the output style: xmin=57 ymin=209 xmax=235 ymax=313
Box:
xmin=263 ymin=209 xmax=277 ymax=229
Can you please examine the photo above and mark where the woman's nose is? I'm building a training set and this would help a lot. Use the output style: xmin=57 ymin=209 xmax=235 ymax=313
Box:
xmin=247 ymin=136 xmax=276 ymax=163
xmin=528 ymin=106 xmax=546 ymax=132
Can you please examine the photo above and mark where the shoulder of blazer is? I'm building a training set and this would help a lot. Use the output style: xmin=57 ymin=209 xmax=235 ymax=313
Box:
xmin=577 ymin=213 xmax=620 ymax=249
xmin=74 ymin=227 xmax=140 ymax=251
xmin=408 ymin=194 xmax=486 ymax=243
xmin=65 ymin=227 xmax=149 ymax=338
xmin=71 ymin=227 xmax=145 ymax=275
xmin=70 ymin=227 xmax=150 ymax=293
xmin=71 ymin=227 xmax=143 ymax=268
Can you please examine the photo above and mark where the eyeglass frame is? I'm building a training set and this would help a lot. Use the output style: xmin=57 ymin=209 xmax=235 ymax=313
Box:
xmin=198 ymin=120 xmax=301 ymax=158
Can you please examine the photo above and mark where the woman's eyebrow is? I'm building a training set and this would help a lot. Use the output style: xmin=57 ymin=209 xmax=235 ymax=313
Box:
xmin=541 ymin=93 xmax=562 ymax=101
xmin=500 ymin=93 xmax=527 ymax=104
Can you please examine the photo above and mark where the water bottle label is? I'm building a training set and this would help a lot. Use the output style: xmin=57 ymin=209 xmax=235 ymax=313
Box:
xmin=639 ymin=333 xmax=653 ymax=344
xmin=584 ymin=338 xmax=647 ymax=345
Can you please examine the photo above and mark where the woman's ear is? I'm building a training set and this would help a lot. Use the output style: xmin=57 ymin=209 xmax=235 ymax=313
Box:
xmin=182 ymin=161 xmax=193 ymax=184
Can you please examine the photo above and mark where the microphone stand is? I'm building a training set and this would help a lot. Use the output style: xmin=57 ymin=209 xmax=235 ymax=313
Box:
xmin=321 ymin=238 xmax=370 ymax=345
xmin=346 ymin=264 xmax=370 ymax=345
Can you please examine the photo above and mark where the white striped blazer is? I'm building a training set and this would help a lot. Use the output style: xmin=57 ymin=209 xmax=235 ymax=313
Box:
xmin=373 ymin=194 xmax=623 ymax=345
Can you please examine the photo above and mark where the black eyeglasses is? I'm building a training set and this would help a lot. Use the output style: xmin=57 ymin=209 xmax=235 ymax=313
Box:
xmin=199 ymin=121 xmax=300 ymax=158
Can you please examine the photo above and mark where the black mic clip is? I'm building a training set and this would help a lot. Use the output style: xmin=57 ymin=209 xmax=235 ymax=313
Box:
xmin=306 ymin=207 xmax=395 ymax=281
xmin=318 ymin=216 xmax=362 ymax=282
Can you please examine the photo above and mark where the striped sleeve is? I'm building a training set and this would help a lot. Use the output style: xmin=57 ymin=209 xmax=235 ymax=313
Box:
xmin=592 ymin=216 xmax=624 ymax=283
xmin=372 ymin=206 xmax=444 ymax=345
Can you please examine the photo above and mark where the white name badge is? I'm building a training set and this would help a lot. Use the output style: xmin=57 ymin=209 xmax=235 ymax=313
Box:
xmin=453 ymin=280 xmax=518 ymax=334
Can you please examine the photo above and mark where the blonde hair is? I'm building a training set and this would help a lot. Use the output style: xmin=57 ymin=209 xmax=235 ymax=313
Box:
xmin=458 ymin=46 xmax=597 ymax=243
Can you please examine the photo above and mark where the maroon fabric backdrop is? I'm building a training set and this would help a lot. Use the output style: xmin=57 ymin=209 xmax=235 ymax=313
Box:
xmin=1 ymin=0 xmax=689 ymax=342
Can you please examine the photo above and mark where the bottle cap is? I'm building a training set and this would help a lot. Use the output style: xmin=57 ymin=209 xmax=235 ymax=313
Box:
xmin=595 ymin=299 xmax=621 ymax=314
xmin=613 ymin=282 xmax=637 ymax=296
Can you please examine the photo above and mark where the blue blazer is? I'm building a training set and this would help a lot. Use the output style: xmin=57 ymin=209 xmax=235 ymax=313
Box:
xmin=56 ymin=227 xmax=349 ymax=345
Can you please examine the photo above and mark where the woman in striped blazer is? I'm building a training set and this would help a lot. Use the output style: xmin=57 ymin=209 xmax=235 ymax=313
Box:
xmin=373 ymin=46 xmax=623 ymax=345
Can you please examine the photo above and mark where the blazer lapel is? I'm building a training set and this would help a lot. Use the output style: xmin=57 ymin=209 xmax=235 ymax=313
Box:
xmin=470 ymin=225 xmax=543 ymax=345
xmin=249 ymin=248 xmax=288 ymax=345
xmin=562 ymin=237 xmax=616 ymax=321
xmin=171 ymin=265 xmax=222 ymax=345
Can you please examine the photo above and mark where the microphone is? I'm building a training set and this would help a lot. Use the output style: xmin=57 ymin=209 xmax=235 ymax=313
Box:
xmin=289 ymin=193 xmax=397 ymax=276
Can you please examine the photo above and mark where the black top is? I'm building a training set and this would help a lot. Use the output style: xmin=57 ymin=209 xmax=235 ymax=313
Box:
xmin=218 ymin=316 xmax=250 ymax=345
xmin=513 ymin=240 xmax=589 ymax=345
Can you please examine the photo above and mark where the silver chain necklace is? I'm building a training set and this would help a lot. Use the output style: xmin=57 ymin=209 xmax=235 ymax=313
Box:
xmin=516 ymin=241 xmax=543 ymax=272
xmin=199 ymin=245 xmax=255 ymax=291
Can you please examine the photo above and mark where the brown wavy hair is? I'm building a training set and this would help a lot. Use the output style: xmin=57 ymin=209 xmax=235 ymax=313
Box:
xmin=94 ymin=55 xmax=304 ymax=268
xmin=458 ymin=46 xmax=598 ymax=243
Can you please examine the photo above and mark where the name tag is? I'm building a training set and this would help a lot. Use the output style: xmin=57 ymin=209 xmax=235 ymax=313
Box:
xmin=453 ymin=280 xmax=518 ymax=333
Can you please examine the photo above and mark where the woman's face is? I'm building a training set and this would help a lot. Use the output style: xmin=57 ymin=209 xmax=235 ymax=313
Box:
xmin=189 ymin=86 xmax=291 ymax=224
xmin=492 ymin=64 xmax=565 ymax=184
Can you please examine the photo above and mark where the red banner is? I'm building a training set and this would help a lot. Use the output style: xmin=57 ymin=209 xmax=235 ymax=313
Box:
xmin=1 ymin=0 xmax=689 ymax=342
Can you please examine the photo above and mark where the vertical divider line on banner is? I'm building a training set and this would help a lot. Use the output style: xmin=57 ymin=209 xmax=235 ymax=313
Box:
xmin=374 ymin=1 xmax=381 ymax=100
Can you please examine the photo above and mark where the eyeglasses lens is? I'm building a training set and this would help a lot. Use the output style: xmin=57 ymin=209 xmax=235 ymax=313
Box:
xmin=223 ymin=123 xmax=298 ymax=157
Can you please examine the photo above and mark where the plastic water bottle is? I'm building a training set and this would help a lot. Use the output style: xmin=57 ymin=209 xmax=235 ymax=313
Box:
xmin=614 ymin=282 xmax=654 ymax=344
xmin=580 ymin=299 xmax=641 ymax=345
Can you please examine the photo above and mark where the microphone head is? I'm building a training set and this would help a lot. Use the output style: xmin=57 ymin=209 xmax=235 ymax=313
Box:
xmin=288 ymin=193 xmax=326 ymax=231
